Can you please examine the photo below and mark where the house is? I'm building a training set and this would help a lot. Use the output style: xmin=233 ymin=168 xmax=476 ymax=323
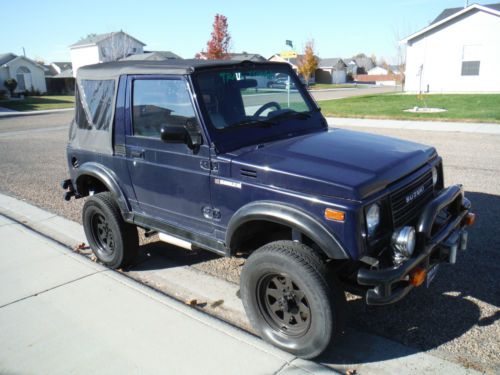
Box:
xmin=0 ymin=53 xmax=47 ymax=94
xmin=354 ymin=73 xmax=402 ymax=86
xmin=342 ymin=57 xmax=375 ymax=76
xmin=367 ymin=66 xmax=389 ymax=75
xmin=70 ymin=31 xmax=146 ymax=77
xmin=228 ymin=53 xmax=267 ymax=62
xmin=121 ymin=51 xmax=182 ymax=61
xmin=195 ymin=52 xmax=266 ymax=62
xmin=41 ymin=62 xmax=72 ymax=77
xmin=401 ymin=3 xmax=500 ymax=93
xmin=40 ymin=61 xmax=74 ymax=95
xmin=315 ymin=58 xmax=347 ymax=84
xmin=268 ymin=54 xmax=317 ymax=83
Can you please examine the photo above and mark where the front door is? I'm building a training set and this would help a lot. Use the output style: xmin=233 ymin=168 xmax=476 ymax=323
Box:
xmin=125 ymin=75 xmax=213 ymax=236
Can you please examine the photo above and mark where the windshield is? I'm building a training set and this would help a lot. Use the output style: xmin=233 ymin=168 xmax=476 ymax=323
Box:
xmin=193 ymin=66 xmax=322 ymax=152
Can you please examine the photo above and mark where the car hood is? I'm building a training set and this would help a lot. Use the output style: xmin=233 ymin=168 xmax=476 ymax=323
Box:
xmin=228 ymin=129 xmax=436 ymax=201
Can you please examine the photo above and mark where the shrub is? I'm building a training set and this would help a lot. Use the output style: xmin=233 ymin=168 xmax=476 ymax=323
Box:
xmin=4 ymin=79 xmax=17 ymax=97
xmin=0 ymin=89 xmax=7 ymax=100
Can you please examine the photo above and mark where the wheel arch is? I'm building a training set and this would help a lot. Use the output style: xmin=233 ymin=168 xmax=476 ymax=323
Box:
xmin=226 ymin=201 xmax=349 ymax=260
xmin=75 ymin=162 xmax=131 ymax=217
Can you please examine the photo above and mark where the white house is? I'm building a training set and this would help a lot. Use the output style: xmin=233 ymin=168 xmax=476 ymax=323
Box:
xmin=70 ymin=31 xmax=145 ymax=77
xmin=316 ymin=58 xmax=347 ymax=84
xmin=0 ymin=53 xmax=47 ymax=94
xmin=367 ymin=66 xmax=389 ymax=75
xmin=401 ymin=3 xmax=500 ymax=93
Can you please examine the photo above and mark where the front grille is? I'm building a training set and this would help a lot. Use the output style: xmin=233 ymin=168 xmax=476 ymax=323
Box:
xmin=390 ymin=170 xmax=434 ymax=228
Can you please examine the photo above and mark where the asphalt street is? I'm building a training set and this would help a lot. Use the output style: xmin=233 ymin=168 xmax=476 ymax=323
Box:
xmin=0 ymin=111 xmax=498 ymax=373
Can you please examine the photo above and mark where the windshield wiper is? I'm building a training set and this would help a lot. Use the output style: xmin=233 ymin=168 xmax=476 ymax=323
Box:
xmin=268 ymin=110 xmax=312 ymax=122
xmin=226 ymin=118 xmax=277 ymax=129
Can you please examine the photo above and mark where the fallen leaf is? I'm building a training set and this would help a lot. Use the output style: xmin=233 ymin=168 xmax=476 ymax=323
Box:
xmin=186 ymin=299 xmax=197 ymax=306
xmin=210 ymin=299 xmax=224 ymax=308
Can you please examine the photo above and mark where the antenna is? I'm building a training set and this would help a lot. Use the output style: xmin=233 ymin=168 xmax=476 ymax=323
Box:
xmin=465 ymin=0 xmax=469 ymax=7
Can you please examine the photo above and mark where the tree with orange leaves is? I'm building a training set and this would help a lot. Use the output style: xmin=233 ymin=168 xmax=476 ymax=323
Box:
xmin=297 ymin=40 xmax=318 ymax=86
xmin=205 ymin=14 xmax=231 ymax=60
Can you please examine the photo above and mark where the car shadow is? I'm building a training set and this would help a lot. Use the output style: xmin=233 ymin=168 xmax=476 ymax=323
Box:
xmin=128 ymin=191 xmax=498 ymax=367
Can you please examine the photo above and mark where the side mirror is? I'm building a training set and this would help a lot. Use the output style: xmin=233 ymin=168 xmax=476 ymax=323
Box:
xmin=160 ymin=125 xmax=187 ymax=143
xmin=160 ymin=125 xmax=202 ymax=151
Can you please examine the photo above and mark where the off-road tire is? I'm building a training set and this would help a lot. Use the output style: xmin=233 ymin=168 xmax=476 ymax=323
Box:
xmin=240 ymin=240 xmax=346 ymax=359
xmin=82 ymin=192 xmax=138 ymax=269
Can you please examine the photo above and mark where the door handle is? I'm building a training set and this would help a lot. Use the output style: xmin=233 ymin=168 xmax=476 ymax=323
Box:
xmin=130 ymin=150 xmax=144 ymax=158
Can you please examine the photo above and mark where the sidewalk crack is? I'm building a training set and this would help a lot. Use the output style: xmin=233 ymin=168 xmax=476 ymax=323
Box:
xmin=0 ymin=270 xmax=106 ymax=309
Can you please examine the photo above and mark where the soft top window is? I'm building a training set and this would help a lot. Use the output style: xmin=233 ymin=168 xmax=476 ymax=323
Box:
xmin=76 ymin=79 xmax=115 ymax=130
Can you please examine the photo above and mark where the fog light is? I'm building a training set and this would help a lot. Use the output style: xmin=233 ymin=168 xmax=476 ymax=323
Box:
xmin=392 ymin=226 xmax=416 ymax=265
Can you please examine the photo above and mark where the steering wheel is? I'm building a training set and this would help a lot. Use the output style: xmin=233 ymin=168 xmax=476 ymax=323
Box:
xmin=254 ymin=101 xmax=281 ymax=117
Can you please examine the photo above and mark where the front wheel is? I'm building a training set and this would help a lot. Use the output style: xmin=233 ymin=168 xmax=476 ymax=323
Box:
xmin=240 ymin=241 xmax=346 ymax=359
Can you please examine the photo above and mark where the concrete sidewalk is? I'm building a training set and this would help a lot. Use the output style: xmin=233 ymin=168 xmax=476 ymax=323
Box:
xmin=0 ymin=193 xmax=483 ymax=375
xmin=0 ymin=215 xmax=333 ymax=375
xmin=327 ymin=117 xmax=500 ymax=135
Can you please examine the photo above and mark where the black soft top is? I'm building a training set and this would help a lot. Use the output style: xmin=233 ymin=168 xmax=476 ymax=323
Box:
xmin=77 ymin=59 xmax=289 ymax=79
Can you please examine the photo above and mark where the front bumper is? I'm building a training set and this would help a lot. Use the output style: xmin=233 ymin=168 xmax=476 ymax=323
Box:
xmin=357 ymin=184 xmax=473 ymax=305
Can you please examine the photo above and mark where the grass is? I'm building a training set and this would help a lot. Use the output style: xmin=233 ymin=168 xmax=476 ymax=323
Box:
xmin=0 ymin=95 xmax=74 ymax=111
xmin=309 ymin=83 xmax=359 ymax=90
xmin=319 ymin=93 xmax=500 ymax=123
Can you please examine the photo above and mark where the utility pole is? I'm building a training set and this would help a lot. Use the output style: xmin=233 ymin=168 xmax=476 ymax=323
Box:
xmin=285 ymin=40 xmax=293 ymax=108
xmin=22 ymin=47 xmax=26 ymax=57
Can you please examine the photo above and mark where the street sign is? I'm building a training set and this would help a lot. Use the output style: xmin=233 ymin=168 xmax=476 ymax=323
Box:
xmin=280 ymin=50 xmax=298 ymax=59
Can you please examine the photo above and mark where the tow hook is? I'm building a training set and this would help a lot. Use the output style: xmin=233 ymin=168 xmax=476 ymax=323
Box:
xmin=443 ymin=230 xmax=468 ymax=264
xmin=61 ymin=179 xmax=76 ymax=201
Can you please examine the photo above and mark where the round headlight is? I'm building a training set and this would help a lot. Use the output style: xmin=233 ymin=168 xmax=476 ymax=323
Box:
xmin=432 ymin=167 xmax=438 ymax=186
xmin=391 ymin=226 xmax=416 ymax=265
xmin=366 ymin=203 xmax=381 ymax=237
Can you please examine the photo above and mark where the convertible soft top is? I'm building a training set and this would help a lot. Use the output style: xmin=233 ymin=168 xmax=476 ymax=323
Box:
xmin=77 ymin=59 xmax=288 ymax=79
xmin=71 ymin=59 xmax=290 ymax=155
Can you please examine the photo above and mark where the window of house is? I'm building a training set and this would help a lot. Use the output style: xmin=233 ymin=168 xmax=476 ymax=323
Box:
xmin=16 ymin=66 xmax=32 ymax=91
xmin=132 ymin=79 xmax=199 ymax=138
xmin=461 ymin=45 xmax=481 ymax=76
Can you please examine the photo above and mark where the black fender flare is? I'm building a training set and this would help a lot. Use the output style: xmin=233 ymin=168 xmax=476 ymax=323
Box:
xmin=75 ymin=162 xmax=131 ymax=216
xmin=226 ymin=201 xmax=349 ymax=259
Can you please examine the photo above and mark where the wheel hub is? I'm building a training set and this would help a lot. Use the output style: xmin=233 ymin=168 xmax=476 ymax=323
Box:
xmin=258 ymin=274 xmax=311 ymax=337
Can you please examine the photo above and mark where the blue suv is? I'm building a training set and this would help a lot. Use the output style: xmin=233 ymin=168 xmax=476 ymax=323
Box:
xmin=62 ymin=59 xmax=474 ymax=358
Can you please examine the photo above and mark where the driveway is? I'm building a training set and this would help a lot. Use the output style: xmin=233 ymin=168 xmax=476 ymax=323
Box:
xmin=0 ymin=112 xmax=498 ymax=373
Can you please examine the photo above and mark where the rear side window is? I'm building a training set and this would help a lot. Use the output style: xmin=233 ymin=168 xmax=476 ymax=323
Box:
xmin=75 ymin=79 xmax=115 ymax=130
xmin=132 ymin=79 xmax=199 ymax=138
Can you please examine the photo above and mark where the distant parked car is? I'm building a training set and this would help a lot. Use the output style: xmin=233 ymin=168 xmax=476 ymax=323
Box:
xmin=267 ymin=77 xmax=296 ymax=89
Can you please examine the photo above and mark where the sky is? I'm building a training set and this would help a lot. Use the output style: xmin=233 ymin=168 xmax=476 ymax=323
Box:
xmin=1 ymin=0 xmax=469 ymax=64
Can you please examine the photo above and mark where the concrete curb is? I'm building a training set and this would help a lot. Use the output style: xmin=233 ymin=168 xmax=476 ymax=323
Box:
xmin=0 ymin=108 xmax=73 ymax=118
xmin=327 ymin=117 xmax=500 ymax=135
xmin=0 ymin=193 xmax=481 ymax=374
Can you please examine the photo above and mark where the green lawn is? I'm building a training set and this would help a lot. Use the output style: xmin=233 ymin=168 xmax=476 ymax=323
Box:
xmin=0 ymin=95 xmax=74 ymax=111
xmin=319 ymin=93 xmax=500 ymax=123
xmin=309 ymin=83 xmax=359 ymax=90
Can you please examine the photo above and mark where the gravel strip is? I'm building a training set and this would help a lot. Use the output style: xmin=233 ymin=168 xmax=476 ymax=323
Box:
xmin=0 ymin=113 xmax=498 ymax=372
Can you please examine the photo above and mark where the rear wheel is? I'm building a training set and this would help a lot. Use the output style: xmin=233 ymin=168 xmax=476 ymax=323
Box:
xmin=240 ymin=240 xmax=346 ymax=359
xmin=82 ymin=192 xmax=138 ymax=269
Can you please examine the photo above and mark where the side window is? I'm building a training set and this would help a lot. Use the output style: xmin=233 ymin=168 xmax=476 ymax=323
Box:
xmin=76 ymin=79 xmax=115 ymax=130
xmin=132 ymin=79 xmax=199 ymax=138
